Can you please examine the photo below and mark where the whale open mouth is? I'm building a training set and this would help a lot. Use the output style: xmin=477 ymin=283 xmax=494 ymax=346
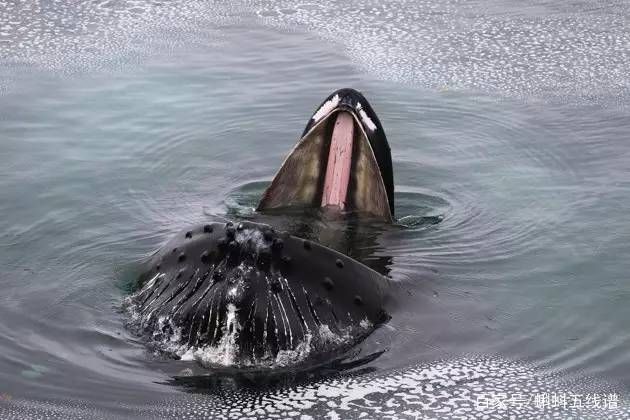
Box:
xmin=127 ymin=89 xmax=393 ymax=371
xmin=257 ymin=88 xmax=395 ymax=221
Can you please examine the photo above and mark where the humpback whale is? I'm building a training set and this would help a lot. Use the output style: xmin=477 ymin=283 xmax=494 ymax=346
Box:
xmin=127 ymin=89 xmax=395 ymax=368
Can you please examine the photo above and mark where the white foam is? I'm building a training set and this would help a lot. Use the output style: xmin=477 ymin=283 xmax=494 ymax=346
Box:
xmin=359 ymin=317 xmax=372 ymax=330
xmin=235 ymin=227 xmax=269 ymax=253
xmin=183 ymin=303 xmax=241 ymax=366
xmin=273 ymin=332 xmax=313 ymax=367
xmin=0 ymin=0 xmax=230 ymax=93
xmin=248 ymin=0 xmax=630 ymax=106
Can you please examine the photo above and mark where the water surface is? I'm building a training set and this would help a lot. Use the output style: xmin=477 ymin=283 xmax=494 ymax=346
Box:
xmin=1 ymin=0 xmax=630 ymax=418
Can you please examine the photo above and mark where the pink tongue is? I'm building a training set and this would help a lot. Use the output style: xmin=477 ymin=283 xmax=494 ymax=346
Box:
xmin=321 ymin=112 xmax=354 ymax=209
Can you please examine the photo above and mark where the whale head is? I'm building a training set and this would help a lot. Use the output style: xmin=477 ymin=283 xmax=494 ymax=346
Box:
xmin=127 ymin=221 xmax=389 ymax=368
xmin=127 ymin=89 xmax=393 ymax=370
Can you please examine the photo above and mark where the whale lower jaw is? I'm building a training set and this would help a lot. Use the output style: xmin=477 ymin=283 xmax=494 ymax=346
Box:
xmin=126 ymin=221 xmax=388 ymax=368
xmin=257 ymin=88 xmax=394 ymax=222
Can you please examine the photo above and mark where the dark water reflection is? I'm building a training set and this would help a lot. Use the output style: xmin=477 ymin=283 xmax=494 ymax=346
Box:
xmin=1 ymin=0 xmax=630 ymax=418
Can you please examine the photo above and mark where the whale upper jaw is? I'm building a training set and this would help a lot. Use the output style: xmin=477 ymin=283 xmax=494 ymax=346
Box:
xmin=127 ymin=221 xmax=389 ymax=368
xmin=257 ymin=88 xmax=395 ymax=222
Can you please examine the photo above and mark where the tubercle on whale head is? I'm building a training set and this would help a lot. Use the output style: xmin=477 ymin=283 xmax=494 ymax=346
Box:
xmin=257 ymin=88 xmax=395 ymax=222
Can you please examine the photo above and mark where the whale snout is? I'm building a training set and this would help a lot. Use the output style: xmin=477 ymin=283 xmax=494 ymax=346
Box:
xmin=128 ymin=221 xmax=389 ymax=368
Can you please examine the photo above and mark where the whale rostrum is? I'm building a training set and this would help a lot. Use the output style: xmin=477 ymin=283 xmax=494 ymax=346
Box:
xmin=128 ymin=221 xmax=389 ymax=367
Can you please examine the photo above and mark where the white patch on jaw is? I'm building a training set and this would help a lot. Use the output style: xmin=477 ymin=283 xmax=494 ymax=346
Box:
xmin=312 ymin=94 xmax=340 ymax=122
xmin=356 ymin=102 xmax=377 ymax=131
